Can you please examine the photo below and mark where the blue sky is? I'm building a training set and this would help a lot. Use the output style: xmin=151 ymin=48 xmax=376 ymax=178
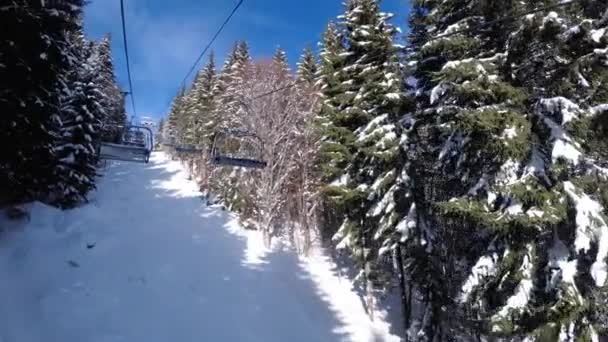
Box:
xmin=84 ymin=0 xmax=410 ymax=121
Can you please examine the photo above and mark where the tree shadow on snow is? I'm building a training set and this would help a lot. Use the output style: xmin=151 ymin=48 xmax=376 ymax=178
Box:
xmin=0 ymin=155 xmax=400 ymax=342
xmin=330 ymin=252 xmax=405 ymax=339
xmin=63 ymin=156 xmax=353 ymax=342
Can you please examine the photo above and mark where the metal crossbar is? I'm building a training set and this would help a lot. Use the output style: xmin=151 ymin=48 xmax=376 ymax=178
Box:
xmin=210 ymin=129 xmax=267 ymax=169
xmin=213 ymin=156 xmax=267 ymax=169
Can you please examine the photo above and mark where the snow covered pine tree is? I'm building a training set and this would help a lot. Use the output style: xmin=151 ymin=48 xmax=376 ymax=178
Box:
xmin=54 ymin=34 xmax=103 ymax=207
xmin=0 ymin=0 xmax=84 ymax=204
xmin=395 ymin=0 xmax=608 ymax=340
xmin=316 ymin=0 xmax=405 ymax=320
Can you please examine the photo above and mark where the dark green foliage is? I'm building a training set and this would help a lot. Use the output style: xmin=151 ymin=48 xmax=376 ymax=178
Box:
xmin=0 ymin=1 xmax=82 ymax=202
xmin=0 ymin=0 xmax=125 ymax=207
xmin=391 ymin=0 xmax=608 ymax=339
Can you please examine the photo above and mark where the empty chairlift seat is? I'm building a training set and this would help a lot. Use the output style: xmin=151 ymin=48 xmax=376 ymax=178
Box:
xmin=211 ymin=129 xmax=267 ymax=169
xmin=98 ymin=125 xmax=154 ymax=164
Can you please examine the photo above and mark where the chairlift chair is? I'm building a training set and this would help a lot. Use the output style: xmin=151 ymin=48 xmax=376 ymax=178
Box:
xmin=211 ymin=128 xmax=267 ymax=169
xmin=98 ymin=125 xmax=154 ymax=163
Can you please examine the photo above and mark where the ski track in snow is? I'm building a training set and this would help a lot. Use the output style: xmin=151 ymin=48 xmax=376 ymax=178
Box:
xmin=0 ymin=152 xmax=399 ymax=342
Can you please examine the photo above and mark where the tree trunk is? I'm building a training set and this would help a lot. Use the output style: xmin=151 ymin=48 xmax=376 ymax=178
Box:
xmin=362 ymin=218 xmax=374 ymax=321
xmin=395 ymin=243 xmax=410 ymax=334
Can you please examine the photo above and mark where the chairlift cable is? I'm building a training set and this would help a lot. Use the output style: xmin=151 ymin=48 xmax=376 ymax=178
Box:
xmin=120 ymin=0 xmax=137 ymax=117
xmin=179 ymin=0 xmax=245 ymax=88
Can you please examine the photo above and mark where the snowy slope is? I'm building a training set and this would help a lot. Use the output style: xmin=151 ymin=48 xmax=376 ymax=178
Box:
xmin=0 ymin=152 xmax=399 ymax=342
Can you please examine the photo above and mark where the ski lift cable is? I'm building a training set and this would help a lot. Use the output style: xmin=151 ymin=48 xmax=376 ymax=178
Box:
xmin=179 ymin=0 xmax=245 ymax=88
xmin=120 ymin=0 xmax=137 ymax=117
xmin=249 ymin=0 xmax=581 ymax=101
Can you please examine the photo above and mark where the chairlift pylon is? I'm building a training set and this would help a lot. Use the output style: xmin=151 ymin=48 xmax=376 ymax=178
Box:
xmin=211 ymin=128 xmax=267 ymax=169
xmin=97 ymin=125 xmax=154 ymax=164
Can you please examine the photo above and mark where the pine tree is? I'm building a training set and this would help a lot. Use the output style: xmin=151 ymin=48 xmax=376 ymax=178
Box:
xmin=489 ymin=2 xmax=608 ymax=339
xmin=224 ymin=41 xmax=252 ymax=128
xmin=54 ymin=34 xmax=103 ymax=207
xmin=193 ymin=53 xmax=218 ymax=147
xmin=156 ymin=118 xmax=165 ymax=146
xmin=272 ymin=47 xmax=291 ymax=83
xmin=317 ymin=0 xmax=405 ymax=318
xmin=398 ymin=0 xmax=608 ymax=340
xmin=211 ymin=43 xmax=239 ymax=121
xmin=209 ymin=42 xmax=252 ymax=206
xmin=315 ymin=21 xmax=348 ymax=183
xmin=0 ymin=0 xmax=84 ymax=203
xmin=94 ymin=35 xmax=126 ymax=142
xmin=296 ymin=46 xmax=318 ymax=86
xmin=179 ymin=71 xmax=200 ymax=146
xmin=166 ymin=88 xmax=187 ymax=145
xmin=179 ymin=53 xmax=218 ymax=149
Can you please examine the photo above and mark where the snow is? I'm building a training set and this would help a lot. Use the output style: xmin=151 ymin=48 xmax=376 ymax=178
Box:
xmin=330 ymin=173 xmax=349 ymax=187
xmin=526 ymin=208 xmax=545 ymax=218
xmin=369 ymin=186 xmax=394 ymax=217
xmin=498 ymin=245 xmax=534 ymax=316
xmin=441 ymin=20 xmax=469 ymax=36
xmin=591 ymin=28 xmax=606 ymax=43
xmin=385 ymin=93 xmax=401 ymax=101
xmin=591 ymin=104 xmax=608 ymax=116
xmin=467 ymin=174 xmax=488 ymax=196
xmin=356 ymin=114 xmax=395 ymax=144
xmin=441 ymin=58 xmax=473 ymax=70
xmin=430 ymin=82 xmax=447 ymax=105
xmin=547 ymin=235 xmax=579 ymax=297
xmin=590 ymin=326 xmax=600 ymax=342
xmin=594 ymin=47 xmax=608 ymax=61
xmin=438 ymin=133 xmax=460 ymax=161
xmin=559 ymin=322 xmax=576 ymax=342
xmin=523 ymin=148 xmax=546 ymax=179
xmin=496 ymin=159 xmax=520 ymax=187
xmin=487 ymin=192 xmax=497 ymax=206
xmin=396 ymin=204 xmax=416 ymax=242
xmin=541 ymin=11 xmax=566 ymax=29
xmin=561 ymin=24 xmax=582 ymax=41
xmin=60 ymin=153 xmax=75 ymax=164
xmin=459 ymin=252 xmax=499 ymax=303
xmin=0 ymin=152 xmax=400 ymax=342
xmin=371 ymin=170 xmax=395 ymax=193
xmin=538 ymin=97 xmax=580 ymax=124
xmin=333 ymin=221 xmax=350 ymax=250
xmin=564 ymin=182 xmax=608 ymax=287
xmin=300 ymin=250 xmax=399 ymax=342
xmin=542 ymin=117 xmax=582 ymax=164
xmin=501 ymin=126 xmax=518 ymax=140
xmin=552 ymin=138 xmax=582 ymax=164
xmin=506 ymin=203 xmax=523 ymax=216
xmin=577 ymin=71 xmax=590 ymax=88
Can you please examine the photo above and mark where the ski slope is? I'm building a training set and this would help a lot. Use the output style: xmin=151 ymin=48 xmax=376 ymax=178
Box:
xmin=0 ymin=152 xmax=399 ymax=342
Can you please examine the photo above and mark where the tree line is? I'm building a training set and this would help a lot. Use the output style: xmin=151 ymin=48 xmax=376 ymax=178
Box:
xmin=165 ymin=0 xmax=608 ymax=339
xmin=0 ymin=0 xmax=126 ymax=209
